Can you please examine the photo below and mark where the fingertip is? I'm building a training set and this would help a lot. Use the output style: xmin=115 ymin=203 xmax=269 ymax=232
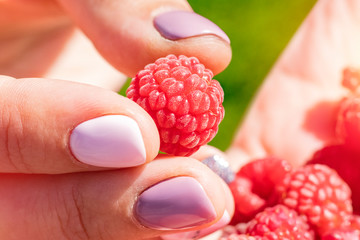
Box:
xmin=69 ymin=114 xmax=159 ymax=168
xmin=191 ymin=146 xmax=235 ymax=184
xmin=0 ymin=75 xmax=15 ymax=81
xmin=156 ymin=157 xmax=234 ymax=240
xmin=0 ymin=77 xmax=160 ymax=173
xmin=57 ymin=0 xmax=232 ymax=77
xmin=191 ymin=145 xmax=228 ymax=161
xmin=131 ymin=157 xmax=231 ymax=230
xmin=135 ymin=7 xmax=232 ymax=76
xmin=127 ymin=98 xmax=161 ymax=163
xmin=68 ymin=94 xmax=160 ymax=169
xmin=147 ymin=35 xmax=232 ymax=76
xmin=150 ymin=9 xmax=232 ymax=75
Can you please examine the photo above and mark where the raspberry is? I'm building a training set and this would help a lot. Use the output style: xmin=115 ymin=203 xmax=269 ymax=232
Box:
xmin=238 ymin=157 xmax=292 ymax=199
xmin=245 ymin=204 xmax=314 ymax=240
xmin=126 ymin=54 xmax=224 ymax=156
xmin=322 ymin=215 xmax=360 ymax=240
xmin=351 ymin=215 xmax=360 ymax=228
xmin=341 ymin=67 xmax=360 ymax=92
xmin=322 ymin=229 xmax=360 ymax=240
xmin=308 ymin=144 xmax=360 ymax=214
xmin=229 ymin=158 xmax=292 ymax=224
xmin=229 ymin=175 xmax=266 ymax=224
xmin=277 ymin=164 xmax=353 ymax=235
xmin=336 ymin=96 xmax=360 ymax=150
xmin=222 ymin=223 xmax=248 ymax=237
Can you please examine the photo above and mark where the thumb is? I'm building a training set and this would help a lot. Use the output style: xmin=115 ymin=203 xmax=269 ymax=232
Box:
xmin=0 ymin=75 xmax=159 ymax=173
xmin=55 ymin=0 xmax=232 ymax=77
xmin=0 ymin=157 xmax=233 ymax=240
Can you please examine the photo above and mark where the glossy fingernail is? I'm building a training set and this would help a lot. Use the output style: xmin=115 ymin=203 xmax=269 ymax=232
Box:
xmin=161 ymin=210 xmax=230 ymax=240
xmin=154 ymin=11 xmax=230 ymax=44
xmin=69 ymin=115 xmax=146 ymax=168
xmin=135 ymin=176 xmax=217 ymax=230
xmin=202 ymin=155 xmax=235 ymax=184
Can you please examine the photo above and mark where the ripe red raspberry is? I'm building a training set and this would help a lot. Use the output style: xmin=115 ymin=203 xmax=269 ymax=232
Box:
xmin=308 ymin=144 xmax=360 ymax=214
xmin=221 ymin=223 xmax=248 ymax=237
xmin=322 ymin=215 xmax=360 ymax=240
xmin=277 ymin=164 xmax=353 ymax=235
xmin=126 ymin=54 xmax=224 ymax=156
xmin=350 ymin=215 xmax=360 ymax=228
xmin=245 ymin=204 xmax=314 ymax=240
xmin=322 ymin=229 xmax=360 ymax=240
xmin=238 ymin=157 xmax=292 ymax=199
xmin=229 ymin=175 xmax=266 ymax=224
xmin=229 ymin=157 xmax=292 ymax=224
xmin=335 ymin=96 xmax=360 ymax=150
xmin=341 ymin=67 xmax=360 ymax=92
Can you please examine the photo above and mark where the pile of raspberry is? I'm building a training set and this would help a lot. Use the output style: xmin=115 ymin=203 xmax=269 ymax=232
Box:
xmin=222 ymin=68 xmax=360 ymax=240
xmin=126 ymin=55 xmax=224 ymax=156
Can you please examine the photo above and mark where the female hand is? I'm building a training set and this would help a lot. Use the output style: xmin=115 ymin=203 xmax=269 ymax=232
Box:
xmin=0 ymin=0 xmax=234 ymax=239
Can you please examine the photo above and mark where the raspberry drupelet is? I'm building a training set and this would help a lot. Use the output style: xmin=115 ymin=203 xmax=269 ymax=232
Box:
xmin=246 ymin=205 xmax=314 ymax=240
xmin=126 ymin=54 xmax=225 ymax=156
xmin=277 ymin=164 xmax=353 ymax=235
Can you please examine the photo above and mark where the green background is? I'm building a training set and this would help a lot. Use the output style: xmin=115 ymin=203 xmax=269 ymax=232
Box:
xmin=121 ymin=0 xmax=316 ymax=151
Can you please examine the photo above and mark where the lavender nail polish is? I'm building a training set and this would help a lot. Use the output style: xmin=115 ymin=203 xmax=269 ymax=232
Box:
xmin=69 ymin=115 xmax=146 ymax=168
xmin=154 ymin=11 xmax=230 ymax=43
xmin=135 ymin=176 xmax=217 ymax=230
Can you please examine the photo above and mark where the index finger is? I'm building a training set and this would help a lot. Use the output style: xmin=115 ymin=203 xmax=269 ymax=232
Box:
xmin=55 ymin=0 xmax=232 ymax=77
xmin=0 ymin=76 xmax=159 ymax=173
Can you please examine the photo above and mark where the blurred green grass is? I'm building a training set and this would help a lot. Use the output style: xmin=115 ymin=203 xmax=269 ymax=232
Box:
xmin=187 ymin=0 xmax=316 ymax=150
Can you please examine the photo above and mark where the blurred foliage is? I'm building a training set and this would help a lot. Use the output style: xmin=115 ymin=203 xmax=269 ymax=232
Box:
xmin=188 ymin=0 xmax=316 ymax=150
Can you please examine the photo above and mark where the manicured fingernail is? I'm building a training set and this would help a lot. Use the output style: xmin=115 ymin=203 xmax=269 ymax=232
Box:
xmin=202 ymin=155 xmax=235 ymax=184
xmin=161 ymin=210 xmax=230 ymax=240
xmin=69 ymin=115 xmax=146 ymax=168
xmin=154 ymin=10 xmax=230 ymax=44
xmin=135 ymin=176 xmax=217 ymax=230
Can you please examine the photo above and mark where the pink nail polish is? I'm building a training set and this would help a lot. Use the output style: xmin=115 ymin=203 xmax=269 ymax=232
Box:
xmin=154 ymin=11 xmax=230 ymax=44
xmin=135 ymin=177 xmax=217 ymax=230
xmin=69 ymin=115 xmax=146 ymax=168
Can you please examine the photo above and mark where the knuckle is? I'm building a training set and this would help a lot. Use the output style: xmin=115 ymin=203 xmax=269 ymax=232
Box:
xmin=0 ymin=103 xmax=31 ymax=172
xmin=0 ymin=79 xmax=34 ymax=172
xmin=0 ymin=79 xmax=46 ymax=173
xmin=53 ymin=186 xmax=92 ymax=240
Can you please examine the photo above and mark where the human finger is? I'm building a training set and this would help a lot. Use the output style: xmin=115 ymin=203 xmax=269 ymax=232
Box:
xmin=55 ymin=0 xmax=232 ymax=77
xmin=160 ymin=147 xmax=235 ymax=240
xmin=0 ymin=75 xmax=159 ymax=173
xmin=0 ymin=157 xmax=233 ymax=240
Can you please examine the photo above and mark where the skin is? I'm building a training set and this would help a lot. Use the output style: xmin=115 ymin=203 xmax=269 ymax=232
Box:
xmin=0 ymin=0 xmax=359 ymax=239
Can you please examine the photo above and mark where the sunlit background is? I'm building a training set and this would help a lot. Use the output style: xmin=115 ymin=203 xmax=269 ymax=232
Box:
xmin=188 ymin=0 xmax=316 ymax=150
